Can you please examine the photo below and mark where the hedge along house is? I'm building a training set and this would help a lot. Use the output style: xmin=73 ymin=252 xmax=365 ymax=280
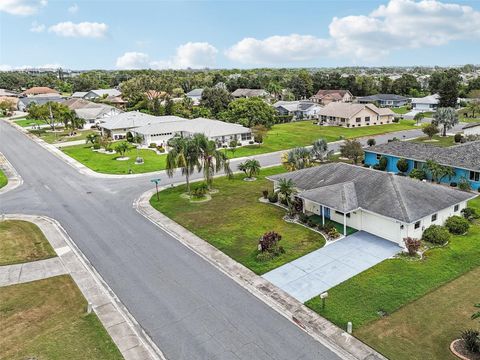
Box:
xmin=267 ymin=163 xmax=475 ymax=245
xmin=133 ymin=117 xmax=252 ymax=148
xmin=364 ymin=141 xmax=480 ymax=190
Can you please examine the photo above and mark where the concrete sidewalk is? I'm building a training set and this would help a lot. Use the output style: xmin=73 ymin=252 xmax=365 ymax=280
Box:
xmin=135 ymin=188 xmax=386 ymax=360
xmin=0 ymin=257 xmax=67 ymax=287
xmin=0 ymin=152 xmax=23 ymax=195
xmin=3 ymin=214 xmax=164 ymax=360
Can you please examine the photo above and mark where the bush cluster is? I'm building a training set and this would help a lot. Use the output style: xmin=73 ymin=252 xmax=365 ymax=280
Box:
xmin=445 ymin=215 xmax=470 ymax=235
xmin=403 ymin=237 xmax=421 ymax=256
xmin=257 ymin=231 xmax=285 ymax=261
xmin=422 ymin=225 xmax=450 ymax=245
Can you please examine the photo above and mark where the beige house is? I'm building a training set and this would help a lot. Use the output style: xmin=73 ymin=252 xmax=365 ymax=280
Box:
xmin=318 ymin=102 xmax=395 ymax=127
xmin=310 ymin=89 xmax=352 ymax=105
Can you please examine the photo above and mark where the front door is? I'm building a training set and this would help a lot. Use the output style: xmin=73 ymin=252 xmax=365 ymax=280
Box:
xmin=324 ymin=207 xmax=331 ymax=219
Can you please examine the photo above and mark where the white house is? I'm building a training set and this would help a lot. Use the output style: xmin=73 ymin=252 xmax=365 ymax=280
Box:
xmin=268 ymin=163 xmax=475 ymax=246
xmin=98 ymin=112 xmax=184 ymax=140
xmin=318 ymin=102 xmax=395 ymax=127
xmin=83 ymin=89 xmax=122 ymax=101
xmin=185 ymin=89 xmax=204 ymax=105
xmin=411 ymin=94 xmax=440 ymax=111
xmin=64 ymin=98 xmax=123 ymax=128
xmin=273 ymin=101 xmax=322 ymax=120
xmin=133 ymin=117 xmax=252 ymax=147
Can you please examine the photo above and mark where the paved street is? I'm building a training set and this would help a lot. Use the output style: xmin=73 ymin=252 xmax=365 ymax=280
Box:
xmin=0 ymin=120 xmax=342 ymax=359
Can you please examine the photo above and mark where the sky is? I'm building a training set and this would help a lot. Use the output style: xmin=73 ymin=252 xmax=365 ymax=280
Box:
xmin=0 ymin=0 xmax=479 ymax=70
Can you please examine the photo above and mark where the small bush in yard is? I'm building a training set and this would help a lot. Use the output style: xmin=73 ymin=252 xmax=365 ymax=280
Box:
xmin=191 ymin=183 xmax=209 ymax=198
xmin=149 ymin=143 xmax=157 ymax=148
xmin=454 ymin=133 xmax=463 ymax=143
xmin=445 ymin=215 xmax=470 ymax=235
xmin=267 ymin=193 xmax=278 ymax=203
xmin=93 ymin=143 xmax=101 ymax=150
xmin=462 ymin=207 xmax=479 ymax=222
xmin=307 ymin=219 xmax=316 ymax=228
xmin=257 ymin=231 xmax=284 ymax=261
xmin=262 ymin=190 xmax=269 ymax=199
xmin=422 ymin=225 xmax=450 ymax=245
xmin=403 ymin=237 xmax=421 ymax=256
xmin=298 ymin=213 xmax=309 ymax=224
xmin=461 ymin=329 xmax=479 ymax=353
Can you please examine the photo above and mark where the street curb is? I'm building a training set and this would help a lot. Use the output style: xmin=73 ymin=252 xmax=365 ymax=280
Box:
xmin=0 ymin=152 xmax=23 ymax=195
xmin=134 ymin=189 xmax=386 ymax=360
xmin=3 ymin=214 xmax=166 ymax=360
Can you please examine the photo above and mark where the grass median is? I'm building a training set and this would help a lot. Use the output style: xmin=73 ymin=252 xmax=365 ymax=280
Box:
xmin=0 ymin=169 xmax=7 ymax=189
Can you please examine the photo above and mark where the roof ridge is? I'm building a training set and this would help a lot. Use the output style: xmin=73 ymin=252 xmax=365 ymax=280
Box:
xmin=389 ymin=175 xmax=411 ymax=222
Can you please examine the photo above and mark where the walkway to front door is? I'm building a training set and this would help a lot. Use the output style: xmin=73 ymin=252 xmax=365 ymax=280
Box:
xmin=263 ymin=231 xmax=401 ymax=302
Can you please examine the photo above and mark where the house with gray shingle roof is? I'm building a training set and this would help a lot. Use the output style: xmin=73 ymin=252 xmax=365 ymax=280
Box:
xmin=357 ymin=94 xmax=409 ymax=107
xmin=364 ymin=140 xmax=480 ymax=190
xmin=268 ymin=163 xmax=475 ymax=244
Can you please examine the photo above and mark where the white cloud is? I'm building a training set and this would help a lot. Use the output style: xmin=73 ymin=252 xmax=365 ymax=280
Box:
xmin=30 ymin=21 xmax=45 ymax=32
xmin=225 ymin=34 xmax=332 ymax=64
xmin=48 ymin=21 xmax=108 ymax=38
xmin=68 ymin=3 xmax=78 ymax=14
xmin=0 ymin=0 xmax=46 ymax=15
xmin=0 ymin=63 xmax=62 ymax=71
xmin=115 ymin=52 xmax=151 ymax=69
xmin=226 ymin=0 xmax=480 ymax=64
xmin=115 ymin=42 xmax=218 ymax=69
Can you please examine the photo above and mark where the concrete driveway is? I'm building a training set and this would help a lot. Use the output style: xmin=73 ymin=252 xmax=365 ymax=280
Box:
xmin=263 ymin=231 xmax=401 ymax=302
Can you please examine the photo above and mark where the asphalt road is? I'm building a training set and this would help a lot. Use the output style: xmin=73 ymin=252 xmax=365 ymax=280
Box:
xmin=0 ymin=120 xmax=344 ymax=359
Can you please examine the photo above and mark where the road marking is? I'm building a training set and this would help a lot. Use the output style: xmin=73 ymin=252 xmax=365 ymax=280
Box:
xmin=44 ymin=184 xmax=51 ymax=191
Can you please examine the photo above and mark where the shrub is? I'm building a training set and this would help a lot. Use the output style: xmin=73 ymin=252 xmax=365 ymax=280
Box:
xmin=409 ymin=168 xmax=427 ymax=180
xmin=461 ymin=329 xmax=479 ymax=353
xmin=327 ymin=227 xmax=341 ymax=239
xmin=191 ymin=183 xmax=209 ymax=198
xmin=148 ymin=143 xmax=157 ymax=148
xmin=392 ymin=117 xmax=400 ymax=123
xmin=450 ymin=182 xmax=458 ymax=187
xmin=298 ymin=213 xmax=309 ymax=224
xmin=126 ymin=131 xmax=134 ymax=142
xmin=262 ymin=190 xmax=269 ymax=199
xmin=307 ymin=219 xmax=316 ymax=228
xmin=157 ymin=146 xmax=165 ymax=153
xmin=249 ymin=140 xmax=254 ymax=145
xmin=267 ymin=193 xmax=278 ymax=203
xmin=396 ymin=158 xmax=409 ymax=173
xmin=459 ymin=177 xmax=472 ymax=191
xmin=258 ymin=231 xmax=284 ymax=255
xmin=403 ymin=237 xmax=421 ymax=256
xmin=367 ymin=138 xmax=376 ymax=147
xmin=423 ymin=123 xmax=439 ymax=139
xmin=461 ymin=207 xmax=479 ymax=222
xmin=374 ymin=156 xmax=388 ymax=171
xmin=454 ymin=133 xmax=463 ymax=143
xmin=422 ymin=225 xmax=450 ymax=245
xmin=445 ymin=215 xmax=470 ymax=234
xmin=93 ymin=143 xmax=101 ymax=150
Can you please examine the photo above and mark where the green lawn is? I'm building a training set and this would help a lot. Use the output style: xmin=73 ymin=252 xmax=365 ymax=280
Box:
xmin=62 ymin=144 xmax=167 ymax=174
xmin=0 ymin=220 xmax=56 ymax=266
xmin=0 ymin=169 xmax=7 ymax=189
xmin=355 ymin=266 xmax=480 ymax=360
xmin=14 ymin=118 xmax=38 ymax=127
xmin=32 ymin=129 xmax=99 ymax=144
xmin=391 ymin=106 xmax=410 ymax=115
xmin=410 ymin=135 xmax=456 ymax=147
xmin=0 ymin=275 xmax=123 ymax=360
xmin=306 ymin=197 xmax=480 ymax=331
xmin=457 ymin=110 xmax=480 ymax=124
xmin=225 ymin=120 xmax=416 ymax=159
xmin=150 ymin=166 xmax=326 ymax=274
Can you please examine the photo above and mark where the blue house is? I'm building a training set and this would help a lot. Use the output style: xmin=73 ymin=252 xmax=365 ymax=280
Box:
xmin=364 ymin=141 xmax=480 ymax=190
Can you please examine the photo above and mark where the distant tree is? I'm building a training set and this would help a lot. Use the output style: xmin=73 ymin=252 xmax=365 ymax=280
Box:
xmin=311 ymin=138 xmax=330 ymax=161
xmin=85 ymin=133 xmax=99 ymax=144
xmin=340 ymin=139 xmax=363 ymax=165
xmin=266 ymin=82 xmax=282 ymax=101
xmin=414 ymin=112 xmax=425 ymax=125
xmin=439 ymin=77 xmax=459 ymax=108
xmin=276 ymin=178 xmax=296 ymax=205
xmin=367 ymin=138 xmax=376 ymax=147
xmin=422 ymin=123 xmax=439 ymax=139
xmin=432 ymin=107 xmax=459 ymax=136
xmin=252 ymin=124 xmax=268 ymax=144
xmin=200 ymin=87 xmax=232 ymax=115
xmin=220 ymin=98 xmax=275 ymax=128
xmin=0 ymin=100 xmax=15 ymax=116
xmin=465 ymin=100 xmax=480 ymax=118
xmin=238 ymin=159 xmax=261 ymax=179
xmin=166 ymin=137 xmax=201 ymax=194
xmin=392 ymin=74 xmax=421 ymax=96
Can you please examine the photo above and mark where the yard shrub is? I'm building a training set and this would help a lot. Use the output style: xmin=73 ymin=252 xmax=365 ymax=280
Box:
xmin=459 ymin=177 xmax=472 ymax=191
xmin=326 ymin=227 xmax=340 ymax=239
xmin=461 ymin=329 xmax=480 ymax=353
xmin=257 ymin=231 xmax=284 ymax=261
xmin=374 ymin=156 xmax=388 ymax=171
xmin=307 ymin=219 xmax=316 ymax=228
xmin=367 ymin=138 xmax=376 ymax=147
xmin=403 ymin=237 xmax=421 ymax=256
xmin=248 ymin=140 xmax=254 ymax=145
xmin=445 ymin=216 xmax=470 ymax=235
xmin=454 ymin=133 xmax=463 ymax=143
xmin=262 ymin=190 xmax=269 ymax=199
xmin=126 ymin=131 xmax=134 ymax=142
xmin=450 ymin=182 xmax=458 ymax=187
xmin=191 ymin=183 xmax=209 ymax=198
xmin=267 ymin=192 xmax=278 ymax=203
xmin=298 ymin=213 xmax=309 ymax=224
xmin=409 ymin=168 xmax=427 ymax=180
xmin=157 ymin=146 xmax=165 ymax=153
xmin=461 ymin=207 xmax=479 ymax=222
xmin=148 ymin=143 xmax=157 ymax=148
xmin=392 ymin=118 xmax=400 ymax=123
xmin=422 ymin=225 xmax=450 ymax=245
xmin=93 ymin=143 xmax=101 ymax=150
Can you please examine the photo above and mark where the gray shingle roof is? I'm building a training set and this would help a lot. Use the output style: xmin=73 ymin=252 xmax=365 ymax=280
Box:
xmin=357 ymin=94 xmax=408 ymax=102
xmin=186 ymin=88 xmax=204 ymax=97
xmin=367 ymin=141 xmax=480 ymax=171
xmin=99 ymin=112 xmax=182 ymax=130
xmin=231 ymin=88 xmax=268 ymax=97
xmin=267 ymin=163 xmax=475 ymax=223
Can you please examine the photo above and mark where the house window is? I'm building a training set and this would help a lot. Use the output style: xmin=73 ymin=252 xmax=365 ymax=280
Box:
xmin=454 ymin=204 xmax=459 ymax=212
xmin=365 ymin=116 xmax=370 ymax=122
xmin=414 ymin=221 xmax=421 ymax=229
xmin=335 ymin=211 xmax=350 ymax=218
xmin=469 ymin=171 xmax=480 ymax=182
xmin=241 ymin=133 xmax=251 ymax=140
xmin=356 ymin=117 xmax=361 ymax=123
xmin=431 ymin=214 xmax=437 ymax=222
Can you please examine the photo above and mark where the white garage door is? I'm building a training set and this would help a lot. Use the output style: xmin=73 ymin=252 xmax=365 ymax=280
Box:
xmin=361 ymin=211 xmax=402 ymax=245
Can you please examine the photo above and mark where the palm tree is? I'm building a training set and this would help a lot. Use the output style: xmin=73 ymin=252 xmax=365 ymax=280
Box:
xmin=424 ymin=160 xmax=455 ymax=183
xmin=85 ymin=133 xmax=98 ymax=144
xmin=166 ymin=137 xmax=200 ymax=194
xmin=282 ymin=147 xmax=313 ymax=171
xmin=238 ymin=159 xmax=261 ymax=179
xmin=414 ymin=112 xmax=425 ymax=126
xmin=432 ymin=107 xmax=459 ymax=136
xmin=114 ymin=142 xmax=130 ymax=157
xmin=311 ymin=138 xmax=330 ymax=161
xmin=194 ymin=133 xmax=232 ymax=190
xmin=276 ymin=178 xmax=296 ymax=205
xmin=465 ymin=100 xmax=480 ymax=118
